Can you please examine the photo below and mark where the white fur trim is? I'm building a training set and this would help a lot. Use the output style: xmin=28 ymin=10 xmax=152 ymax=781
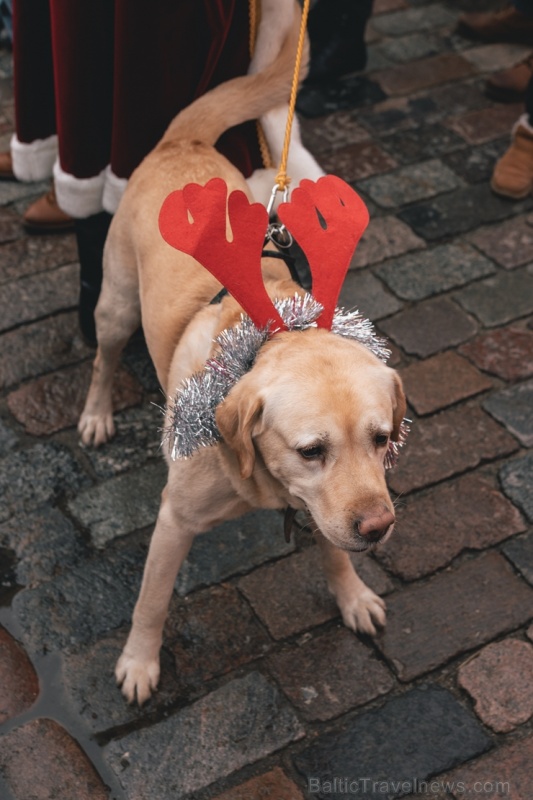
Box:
xmin=103 ymin=166 xmax=128 ymax=214
xmin=514 ymin=112 xmax=533 ymax=136
xmin=53 ymin=160 xmax=106 ymax=218
xmin=11 ymin=133 xmax=58 ymax=182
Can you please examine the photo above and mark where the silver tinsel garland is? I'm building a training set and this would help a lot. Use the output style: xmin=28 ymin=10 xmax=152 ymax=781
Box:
xmin=164 ymin=293 xmax=409 ymax=465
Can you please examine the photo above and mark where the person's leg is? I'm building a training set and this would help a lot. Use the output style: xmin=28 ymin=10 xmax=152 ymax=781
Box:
xmin=46 ymin=0 xmax=114 ymax=341
xmin=305 ymin=0 xmax=374 ymax=83
xmin=10 ymin=0 xmax=57 ymax=181
xmin=75 ymin=212 xmax=113 ymax=346
xmin=103 ymin=0 xmax=262 ymax=217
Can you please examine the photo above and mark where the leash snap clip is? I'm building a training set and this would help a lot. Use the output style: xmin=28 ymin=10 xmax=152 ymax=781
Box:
xmin=266 ymin=183 xmax=293 ymax=249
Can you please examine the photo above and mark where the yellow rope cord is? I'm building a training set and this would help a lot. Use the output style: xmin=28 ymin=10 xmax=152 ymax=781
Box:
xmin=274 ymin=0 xmax=310 ymax=191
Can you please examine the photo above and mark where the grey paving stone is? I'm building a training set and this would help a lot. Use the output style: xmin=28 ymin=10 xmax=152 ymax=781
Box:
xmin=0 ymin=311 xmax=91 ymax=389
xmin=422 ymin=80 xmax=492 ymax=120
xmin=365 ymin=43 xmax=395 ymax=72
xmin=351 ymin=215 xmax=425 ymax=269
xmin=381 ymin=123 xmax=465 ymax=165
xmin=483 ymin=380 xmax=533 ymax=447
xmin=338 ymin=269 xmax=403 ymax=321
xmin=376 ymin=553 xmax=533 ymax=681
xmin=299 ymin=110 xmax=370 ymax=157
xmin=82 ymin=404 xmax=163 ymax=479
xmin=460 ymin=42 xmax=531 ymax=73
xmin=376 ymin=242 xmax=495 ymax=300
xmin=0 ymin=232 xmax=78 ymax=284
xmin=61 ymin=630 xmax=183 ymax=734
xmin=0 ymin=506 xmax=88 ymax=586
xmin=121 ymin=336 xmax=160 ymax=393
xmin=357 ymin=159 xmax=461 ymax=209
xmin=67 ymin=460 xmax=166 ymax=548
xmin=379 ymin=297 xmax=478 ymax=357
xmin=176 ymin=510 xmax=295 ymax=595
xmin=373 ymin=32 xmax=449 ymax=65
xmin=13 ymin=532 xmax=148 ymax=653
xmin=454 ymin=266 xmax=533 ymax=327
xmin=294 ymin=686 xmax=491 ymax=799
xmin=503 ymin=530 xmax=533 ymax=587
xmin=104 ymin=672 xmax=304 ymax=799
xmin=443 ymin=139 xmax=508 ymax=184
xmin=0 ymin=418 xmax=17 ymax=456
xmin=398 ymin=184 xmax=533 ymax=241
xmin=0 ymin=442 xmax=89 ymax=523
xmin=0 ymin=178 xmax=49 ymax=206
xmin=371 ymin=5 xmax=455 ymax=36
xmin=266 ymin=627 xmax=395 ymax=722
xmin=0 ymin=263 xmax=79 ymax=331
xmin=357 ymin=97 xmax=426 ymax=136
xmin=238 ymin=546 xmax=393 ymax=641
xmin=500 ymin=453 xmax=533 ymax=522
xmin=387 ymin=404 xmax=518 ymax=496
xmin=467 ymin=215 xmax=533 ymax=269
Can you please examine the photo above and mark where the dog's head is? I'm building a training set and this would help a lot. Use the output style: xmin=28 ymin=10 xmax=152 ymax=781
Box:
xmin=216 ymin=327 xmax=406 ymax=552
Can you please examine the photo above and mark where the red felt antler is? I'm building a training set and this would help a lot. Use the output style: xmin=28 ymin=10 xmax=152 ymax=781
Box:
xmin=159 ymin=177 xmax=285 ymax=330
xmin=277 ymin=175 xmax=369 ymax=329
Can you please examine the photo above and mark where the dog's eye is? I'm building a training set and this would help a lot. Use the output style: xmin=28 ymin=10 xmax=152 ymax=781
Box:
xmin=375 ymin=433 xmax=389 ymax=447
xmin=298 ymin=444 xmax=324 ymax=460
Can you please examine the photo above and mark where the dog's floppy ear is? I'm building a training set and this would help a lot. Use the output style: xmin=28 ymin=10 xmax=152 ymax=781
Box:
xmin=216 ymin=376 xmax=263 ymax=480
xmin=391 ymin=372 xmax=407 ymax=443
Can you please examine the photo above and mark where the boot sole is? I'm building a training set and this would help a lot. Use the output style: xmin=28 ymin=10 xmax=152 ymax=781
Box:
xmin=455 ymin=22 xmax=533 ymax=45
xmin=485 ymin=84 xmax=527 ymax=104
xmin=23 ymin=220 xmax=75 ymax=234
xmin=490 ymin=178 xmax=532 ymax=200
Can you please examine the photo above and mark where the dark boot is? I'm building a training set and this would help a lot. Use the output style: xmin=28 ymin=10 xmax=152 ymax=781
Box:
xmin=74 ymin=211 xmax=112 ymax=347
xmin=305 ymin=0 xmax=373 ymax=84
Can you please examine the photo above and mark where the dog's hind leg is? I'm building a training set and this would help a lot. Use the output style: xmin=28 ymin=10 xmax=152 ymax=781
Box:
xmin=78 ymin=233 xmax=141 ymax=446
xmin=116 ymin=492 xmax=195 ymax=705
xmin=317 ymin=532 xmax=386 ymax=636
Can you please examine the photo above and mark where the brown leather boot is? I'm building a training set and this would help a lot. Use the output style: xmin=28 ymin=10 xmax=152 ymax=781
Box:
xmin=0 ymin=150 xmax=15 ymax=180
xmin=486 ymin=53 xmax=533 ymax=102
xmin=23 ymin=183 xmax=74 ymax=233
xmin=491 ymin=115 xmax=533 ymax=199
xmin=456 ymin=5 xmax=533 ymax=43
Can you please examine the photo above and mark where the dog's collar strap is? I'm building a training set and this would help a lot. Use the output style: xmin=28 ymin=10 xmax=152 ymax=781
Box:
xmin=209 ymin=287 xmax=229 ymax=305
xmin=209 ymin=250 xmax=299 ymax=306
xmin=261 ymin=247 xmax=301 ymax=287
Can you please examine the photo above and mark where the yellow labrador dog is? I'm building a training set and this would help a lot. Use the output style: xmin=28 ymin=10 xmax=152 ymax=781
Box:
xmin=79 ymin=3 xmax=406 ymax=705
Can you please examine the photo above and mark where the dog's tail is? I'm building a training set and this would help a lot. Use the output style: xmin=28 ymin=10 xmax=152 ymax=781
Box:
xmin=160 ymin=4 xmax=307 ymax=147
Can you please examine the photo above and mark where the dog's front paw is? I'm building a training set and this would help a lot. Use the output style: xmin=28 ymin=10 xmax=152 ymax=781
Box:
xmin=78 ymin=411 xmax=115 ymax=447
xmin=115 ymin=650 xmax=160 ymax=705
xmin=337 ymin=587 xmax=386 ymax=636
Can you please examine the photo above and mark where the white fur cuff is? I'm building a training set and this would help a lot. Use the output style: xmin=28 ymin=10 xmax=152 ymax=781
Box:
xmin=53 ymin=160 xmax=107 ymax=218
xmin=103 ymin=166 xmax=128 ymax=214
xmin=11 ymin=133 xmax=58 ymax=182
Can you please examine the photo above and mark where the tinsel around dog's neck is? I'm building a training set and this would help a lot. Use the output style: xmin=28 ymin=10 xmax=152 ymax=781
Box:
xmin=163 ymin=293 xmax=409 ymax=466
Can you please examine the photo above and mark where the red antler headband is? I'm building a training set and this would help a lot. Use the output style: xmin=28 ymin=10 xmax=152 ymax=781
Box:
xmin=158 ymin=174 xmax=369 ymax=331
xmin=158 ymin=175 xmax=409 ymax=463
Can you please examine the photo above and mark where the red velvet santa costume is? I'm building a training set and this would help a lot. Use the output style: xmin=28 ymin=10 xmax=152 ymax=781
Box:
xmin=11 ymin=0 xmax=266 ymax=217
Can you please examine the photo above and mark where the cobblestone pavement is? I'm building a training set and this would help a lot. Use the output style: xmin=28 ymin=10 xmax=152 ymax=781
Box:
xmin=1 ymin=2 xmax=533 ymax=798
